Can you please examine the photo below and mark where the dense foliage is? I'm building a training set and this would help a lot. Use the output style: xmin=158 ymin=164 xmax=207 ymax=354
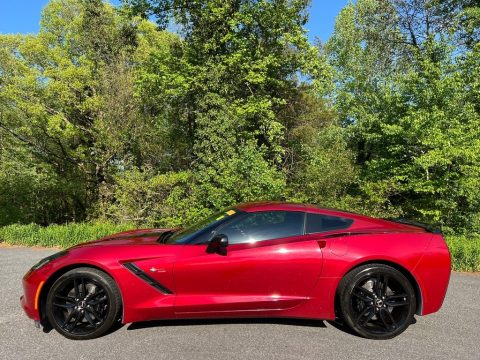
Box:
xmin=0 ymin=0 xmax=479 ymax=235
xmin=326 ymin=0 xmax=480 ymax=233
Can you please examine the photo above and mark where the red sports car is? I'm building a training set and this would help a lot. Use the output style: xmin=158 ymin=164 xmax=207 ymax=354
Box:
xmin=21 ymin=202 xmax=451 ymax=340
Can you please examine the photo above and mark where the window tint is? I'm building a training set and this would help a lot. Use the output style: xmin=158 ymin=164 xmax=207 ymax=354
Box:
xmin=166 ymin=208 xmax=241 ymax=244
xmin=306 ymin=213 xmax=353 ymax=234
xmin=217 ymin=211 xmax=304 ymax=244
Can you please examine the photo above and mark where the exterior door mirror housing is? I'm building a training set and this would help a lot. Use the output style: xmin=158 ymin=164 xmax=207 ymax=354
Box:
xmin=207 ymin=234 xmax=228 ymax=255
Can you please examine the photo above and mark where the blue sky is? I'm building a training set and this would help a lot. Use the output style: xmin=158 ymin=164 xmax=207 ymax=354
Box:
xmin=0 ymin=1 xmax=348 ymax=42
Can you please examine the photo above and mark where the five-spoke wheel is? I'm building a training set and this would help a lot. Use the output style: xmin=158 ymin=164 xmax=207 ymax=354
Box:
xmin=338 ymin=263 xmax=416 ymax=339
xmin=46 ymin=267 xmax=121 ymax=340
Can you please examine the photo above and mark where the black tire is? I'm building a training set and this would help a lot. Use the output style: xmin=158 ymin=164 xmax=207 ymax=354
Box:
xmin=46 ymin=267 xmax=122 ymax=340
xmin=338 ymin=263 xmax=416 ymax=340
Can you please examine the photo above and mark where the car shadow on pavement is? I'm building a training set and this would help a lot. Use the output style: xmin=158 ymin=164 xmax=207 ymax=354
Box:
xmin=127 ymin=316 xmax=418 ymax=337
xmin=326 ymin=319 xmax=360 ymax=337
xmin=326 ymin=316 xmax=418 ymax=339
xmin=127 ymin=318 xmax=327 ymax=331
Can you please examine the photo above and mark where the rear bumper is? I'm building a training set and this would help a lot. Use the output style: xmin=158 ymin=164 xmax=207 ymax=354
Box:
xmin=413 ymin=234 xmax=451 ymax=316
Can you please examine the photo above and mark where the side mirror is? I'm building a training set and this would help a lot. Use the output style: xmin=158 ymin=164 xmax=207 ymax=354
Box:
xmin=207 ymin=234 xmax=228 ymax=255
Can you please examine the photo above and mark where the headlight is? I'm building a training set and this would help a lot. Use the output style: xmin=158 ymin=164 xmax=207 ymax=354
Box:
xmin=30 ymin=250 xmax=68 ymax=271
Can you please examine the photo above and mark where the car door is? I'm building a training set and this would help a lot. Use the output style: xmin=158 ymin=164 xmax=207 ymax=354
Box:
xmin=173 ymin=210 xmax=324 ymax=316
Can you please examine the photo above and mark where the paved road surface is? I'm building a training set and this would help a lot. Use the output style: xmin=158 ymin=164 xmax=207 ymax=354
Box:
xmin=1 ymin=247 xmax=479 ymax=360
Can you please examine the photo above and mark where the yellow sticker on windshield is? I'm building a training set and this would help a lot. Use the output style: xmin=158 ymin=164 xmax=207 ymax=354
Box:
xmin=226 ymin=210 xmax=236 ymax=215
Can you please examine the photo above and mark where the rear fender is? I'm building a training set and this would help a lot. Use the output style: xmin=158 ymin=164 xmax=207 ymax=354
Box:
xmin=310 ymin=232 xmax=433 ymax=319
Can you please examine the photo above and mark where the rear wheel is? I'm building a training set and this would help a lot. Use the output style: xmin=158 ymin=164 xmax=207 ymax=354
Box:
xmin=338 ymin=264 xmax=416 ymax=340
xmin=46 ymin=267 xmax=121 ymax=340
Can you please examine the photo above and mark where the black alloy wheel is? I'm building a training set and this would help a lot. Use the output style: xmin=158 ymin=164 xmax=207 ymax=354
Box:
xmin=46 ymin=267 xmax=121 ymax=340
xmin=338 ymin=263 xmax=416 ymax=339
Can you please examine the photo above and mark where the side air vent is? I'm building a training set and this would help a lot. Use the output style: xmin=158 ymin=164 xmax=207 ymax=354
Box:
xmin=123 ymin=262 xmax=174 ymax=294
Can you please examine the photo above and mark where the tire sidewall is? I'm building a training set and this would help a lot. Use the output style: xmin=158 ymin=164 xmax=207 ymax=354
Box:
xmin=46 ymin=268 xmax=121 ymax=340
xmin=340 ymin=265 xmax=416 ymax=340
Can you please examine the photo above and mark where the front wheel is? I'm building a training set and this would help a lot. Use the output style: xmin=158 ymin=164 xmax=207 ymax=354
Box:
xmin=46 ymin=267 xmax=122 ymax=340
xmin=338 ymin=264 xmax=416 ymax=340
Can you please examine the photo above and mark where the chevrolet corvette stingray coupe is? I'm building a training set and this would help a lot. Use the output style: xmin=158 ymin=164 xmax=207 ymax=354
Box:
xmin=21 ymin=202 xmax=451 ymax=340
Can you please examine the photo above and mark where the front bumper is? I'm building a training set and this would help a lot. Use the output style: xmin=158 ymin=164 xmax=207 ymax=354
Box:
xmin=20 ymin=270 xmax=47 ymax=321
xmin=20 ymin=294 xmax=38 ymax=320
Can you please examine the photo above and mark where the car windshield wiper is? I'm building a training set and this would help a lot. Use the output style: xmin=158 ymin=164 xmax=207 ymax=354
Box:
xmin=157 ymin=230 xmax=175 ymax=244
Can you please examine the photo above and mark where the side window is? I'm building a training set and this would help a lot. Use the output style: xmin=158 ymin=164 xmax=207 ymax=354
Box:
xmin=306 ymin=213 xmax=353 ymax=234
xmin=218 ymin=211 xmax=304 ymax=244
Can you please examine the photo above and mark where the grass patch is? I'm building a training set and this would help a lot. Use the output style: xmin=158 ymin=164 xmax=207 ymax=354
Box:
xmin=0 ymin=222 xmax=134 ymax=248
xmin=445 ymin=235 xmax=480 ymax=272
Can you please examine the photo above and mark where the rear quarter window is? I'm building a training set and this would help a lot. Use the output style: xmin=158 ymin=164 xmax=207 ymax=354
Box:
xmin=306 ymin=213 xmax=353 ymax=234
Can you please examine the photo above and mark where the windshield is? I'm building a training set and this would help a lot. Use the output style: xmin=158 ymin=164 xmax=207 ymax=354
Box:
xmin=164 ymin=208 xmax=241 ymax=244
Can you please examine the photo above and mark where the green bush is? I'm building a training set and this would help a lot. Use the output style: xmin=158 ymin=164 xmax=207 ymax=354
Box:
xmin=446 ymin=235 xmax=480 ymax=272
xmin=0 ymin=222 xmax=134 ymax=248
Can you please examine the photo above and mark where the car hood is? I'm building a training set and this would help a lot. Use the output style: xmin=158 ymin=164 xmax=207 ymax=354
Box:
xmin=71 ymin=228 xmax=176 ymax=248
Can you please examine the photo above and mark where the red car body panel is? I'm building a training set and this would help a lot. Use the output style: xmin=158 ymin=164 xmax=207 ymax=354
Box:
xmin=21 ymin=202 xmax=451 ymax=326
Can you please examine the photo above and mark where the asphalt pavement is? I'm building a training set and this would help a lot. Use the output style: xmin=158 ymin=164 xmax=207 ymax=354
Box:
xmin=1 ymin=246 xmax=479 ymax=360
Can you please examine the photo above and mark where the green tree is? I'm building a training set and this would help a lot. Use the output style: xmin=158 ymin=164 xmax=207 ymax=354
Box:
xmin=283 ymin=90 xmax=356 ymax=208
xmin=0 ymin=0 xmax=177 ymax=223
xmin=126 ymin=0 xmax=330 ymax=212
xmin=327 ymin=0 xmax=480 ymax=231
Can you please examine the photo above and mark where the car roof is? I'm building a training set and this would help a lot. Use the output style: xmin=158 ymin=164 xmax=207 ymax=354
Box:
xmin=235 ymin=201 xmax=353 ymax=217
xmin=234 ymin=202 xmax=427 ymax=233
xmin=236 ymin=201 xmax=306 ymax=212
